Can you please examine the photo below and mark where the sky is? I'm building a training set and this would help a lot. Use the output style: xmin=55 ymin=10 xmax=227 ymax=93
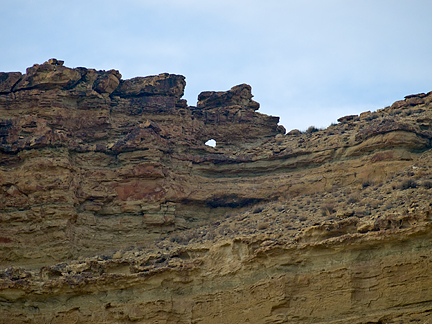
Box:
xmin=2 ymin=0 xmax=432 ymax=132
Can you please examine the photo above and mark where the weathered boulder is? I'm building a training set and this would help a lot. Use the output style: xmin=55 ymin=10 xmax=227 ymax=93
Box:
xmin=197 ymin=83 xmax=260 ymax=110
xmin=14 ymin=60 xmax=83 ymax=90
xmin=114 ymin=73 xmax=185 ymax=98
xmin=93 ymin=69 xmax=121 ymax=94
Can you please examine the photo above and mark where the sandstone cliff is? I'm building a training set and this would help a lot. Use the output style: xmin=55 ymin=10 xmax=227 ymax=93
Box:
xmin=1 ymin=59 xmax=432 ymax=323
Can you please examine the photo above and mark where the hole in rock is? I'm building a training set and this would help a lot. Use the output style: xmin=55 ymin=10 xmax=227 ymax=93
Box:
xmin=205 ymin=139 xmax=216 ymax=147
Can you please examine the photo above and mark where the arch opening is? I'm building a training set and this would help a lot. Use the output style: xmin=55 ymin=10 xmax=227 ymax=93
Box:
xmin=205 ymin=139 xmax=216 ymax=147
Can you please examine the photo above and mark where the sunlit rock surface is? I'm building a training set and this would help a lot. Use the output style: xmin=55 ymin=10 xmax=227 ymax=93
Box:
xmin=1 ymin=60 xmax=432 ymax=323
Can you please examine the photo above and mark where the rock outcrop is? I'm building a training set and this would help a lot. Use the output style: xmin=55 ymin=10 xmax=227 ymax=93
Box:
xmin=2 ymin=60 xmax=432 ymax=323
xmin=0 ymin=59 xmax=283 ymax=269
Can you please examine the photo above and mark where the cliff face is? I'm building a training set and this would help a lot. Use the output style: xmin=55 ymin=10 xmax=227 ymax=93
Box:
xmin=2 ymin=59 xmax=432 ymax=323
xmin=0 ymin=59 xmax=283 ymax=268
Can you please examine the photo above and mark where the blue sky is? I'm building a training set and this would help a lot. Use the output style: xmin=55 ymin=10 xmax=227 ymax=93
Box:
xmin=2 ymin=0 xmax=432 ymax=131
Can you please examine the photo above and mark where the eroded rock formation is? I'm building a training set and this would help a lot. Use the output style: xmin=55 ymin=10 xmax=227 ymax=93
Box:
xmin=1 ymin=60 xmax=432 ymax=323
xmin=0 ymin=59 xmax=283 ymax=268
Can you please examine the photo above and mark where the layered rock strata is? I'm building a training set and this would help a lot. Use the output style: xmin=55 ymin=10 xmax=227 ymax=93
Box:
xmin=0 ymin=59 xmax=283 ymax=267
xmin=2 ymin=60 xmax=432 ymax=323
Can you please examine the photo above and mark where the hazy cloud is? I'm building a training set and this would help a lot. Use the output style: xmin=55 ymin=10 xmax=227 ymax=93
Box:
xmin=2 ymin=0 xmax=432 ymax=130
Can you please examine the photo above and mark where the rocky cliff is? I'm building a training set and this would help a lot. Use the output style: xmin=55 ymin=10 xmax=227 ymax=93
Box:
xmin=1 ymin=59 xmax=432 ymax=323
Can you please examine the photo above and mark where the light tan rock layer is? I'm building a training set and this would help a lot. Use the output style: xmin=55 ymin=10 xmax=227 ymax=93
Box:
xmin=2 ymin=219 xmax=432 ymax=323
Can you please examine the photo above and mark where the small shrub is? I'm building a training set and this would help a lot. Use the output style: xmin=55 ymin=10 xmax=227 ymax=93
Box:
xmin=364 ymin=114 xmax=379 ymax=121
xmin=370 ymin=200 xmax=380 ymax=209
xmin=306 ymin=126 xmax=320 ymax=134
xmin=321 ymin=202 xmax=335 ymax=216
xmin=413 ymin=108 xmax=425 ymax=114
xmin=389 ymin=109 xmax=402 ymax=116
xmin=257 ymin=222 xmax=269 ymax=230
xmin=252 ymin=206 xmax=264 ymax=214
xmin=382 ymin=201 xmax=394 ymax=210
xmin=370 ymin=152 xmax=393 ymax=163
xmin=170 ymin=234 xmax=190 ymax=245
xmin=398 ymin=179 xmax=418 ymax=190
xmin=204 ymin=232 xmax=216 ymax=241
xmin=362 ymin=209 xmax=371 ymax=216
xmin=421 ymin=180 xmax=432 ymax=189
xmin=362 ymin=180 xmax=372 ymax=189
xmin=218 ymin=225 xmax=229 ymax=235
xmin=347 ymin=194 xmax=359 ymax=204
